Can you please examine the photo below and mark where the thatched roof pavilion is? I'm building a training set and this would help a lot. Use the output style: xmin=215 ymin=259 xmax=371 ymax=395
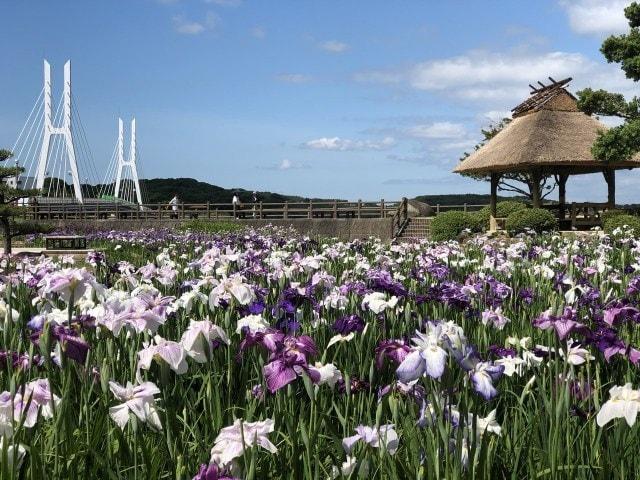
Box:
xmin=454 ymin=77 xmax=640 ymax=226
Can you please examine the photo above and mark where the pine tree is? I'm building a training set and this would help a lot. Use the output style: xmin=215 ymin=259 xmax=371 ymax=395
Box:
xmin=577 ymin=2 xmax=640 ymax=163
xmin=0 ymin=149 xmax=50 ymax=254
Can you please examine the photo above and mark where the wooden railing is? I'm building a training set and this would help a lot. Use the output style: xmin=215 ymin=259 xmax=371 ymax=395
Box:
xmin=569 ymin=202 xmax=611 ymax=228
xmin=12 ymin=200 xmax=619 ymax=228
xmin=431 ymin=203 xmax=487 ymax=214
xmin=15 ymin=199 xmax=400 ymax=221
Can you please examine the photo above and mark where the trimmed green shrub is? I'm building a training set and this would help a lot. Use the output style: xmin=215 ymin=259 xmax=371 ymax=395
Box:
xmin=430 ymin=211 xmax=483 ymax=241
xmin=603 ymin=214 xmax=640 ymax=235
xmin=177 ymin=220 xmax=245 ymax=234
xmin=474 ymin=201 xmax=527 ymax=231
xmin=475 ymin=200 xmax=527 ymax=225
xmin=600 ymin=209 xmax=627 ymax=225
xmin=505 ymin=208 xmax=558 ymax=235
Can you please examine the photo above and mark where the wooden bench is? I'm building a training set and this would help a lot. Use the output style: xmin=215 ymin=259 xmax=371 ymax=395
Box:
xmin=45 ymin=236 xmax=87 ymax=250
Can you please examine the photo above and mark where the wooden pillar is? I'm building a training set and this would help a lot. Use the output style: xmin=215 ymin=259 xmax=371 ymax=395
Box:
xmin=489 ymin=173 xmax=499 ymax=231
xmin=603 ymin=168 xmax=616 ymax=209
xmin=558 ymin=173 xmax=568 ymax=220
xmin=530 ymin=170 xmax=542 ymax=209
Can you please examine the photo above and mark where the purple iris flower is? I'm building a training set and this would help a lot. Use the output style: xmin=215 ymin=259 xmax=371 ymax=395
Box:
xmin=486 ymin=277 xmax=512 ymax=300
xmin=192 ymin=463 xmax=239 ymax=480
xmin=339 ymin=281 xmax=369 ymax=296
xmin=336 ymin=376 xmax=370 ymax=394
xmin=263 ymin=354 xmax=320 ymax=393
xmin=30 ymin=325 xmax=90 ymax=365
xmin=258 ymin=334 xmax=319 ymax=393
xmin=532 ymin=308 xmax=586 ymax=341
xmin=367 ymin=269 xmax=408 ymax=297
xmin=245 ymin=300 xmax=266 ymax=315
xmin=629 ymin=347 xmax=640 ymax=365
xmin=238 ymin=328 xmax=285 ymax=355
xmin=427 ymin=263 xmax=449 ymax=279
xmin=627 ymin=277 xmax=640 ymax=296
xmin=333 ymin=315 xmax=365 ymax=335
xmin=603 ymin=304 xmax=639 ymax=326
xmin=518 ymin=288 xmax=534 ymax=305
xmin=588 ymin=327 xmax=626 ymax=361
xmin=488 ymin=345 xmax=516 ymax=358
xmin=375 ymin=340 xmax=411 ymax=369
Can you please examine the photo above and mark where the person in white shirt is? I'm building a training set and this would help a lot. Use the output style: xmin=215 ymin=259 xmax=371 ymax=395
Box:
xmin=232 ymin=193 xmax=241 ymax=218
xmin=169 ymin=194 xmax=179 ymax=218
xmin=252 ymin=191 xmax=258 ymax=218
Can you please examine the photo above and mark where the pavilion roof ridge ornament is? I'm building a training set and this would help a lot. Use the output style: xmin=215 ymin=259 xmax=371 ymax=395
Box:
xmin=511 ymin=76 xmax=574 ymax=118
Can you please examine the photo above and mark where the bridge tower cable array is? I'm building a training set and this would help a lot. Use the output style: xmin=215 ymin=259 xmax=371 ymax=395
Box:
xmin=114 ymin=118 xmax=143 ymax=205
xmin=35 ymin=60 xmax=83 ymax=203
xmin=10 ymin=59 xmax=147 ymax=208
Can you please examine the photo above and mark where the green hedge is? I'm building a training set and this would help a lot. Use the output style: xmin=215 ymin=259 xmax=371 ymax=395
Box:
xmin=177 ymin=220 xmax=245 ymax=234
xmin=603 ymin=214 xmax=640 ymax=235
xmin=430 ymin=211 xmax=483 ymax=241
xmin=600 ymin=209 xmax=627 ymax=225
xmin=505 ymin=208 xmax=558 ymax=235
xmin=475 ymin=201 xmax=527 ymax=226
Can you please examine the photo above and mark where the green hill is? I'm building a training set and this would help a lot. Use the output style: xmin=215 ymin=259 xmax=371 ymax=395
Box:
xmin=413 ymin=193 xmax=527 ymax=206
xmin=137 ymin=178 xmax=334 ymax=204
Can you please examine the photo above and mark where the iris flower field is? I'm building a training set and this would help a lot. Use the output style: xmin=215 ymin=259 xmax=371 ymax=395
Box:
xmin=2 ymin=226 xmax=640 ymax=479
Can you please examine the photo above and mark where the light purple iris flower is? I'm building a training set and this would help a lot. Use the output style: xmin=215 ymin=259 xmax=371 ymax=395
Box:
xmin=40 ymin=268 xmax=102 ymax=304
xmin=470 ymin=362 xmax=504 ymax=400
xmin=209 ymin=418 xmax=277 ymax=467
xmin=180 ymin=320 xmax=230 ymax=363
xmin=396 ymin=331 xmax=447 ymax=382
xmin=137 ymin=336 xmax=188 ymax=375
xmin=532 ymin=308 xmax=585 ymax=340
xmin=12 ymin=379 xmax=61 ymax=428
xmin=108 ymin=380 xmax=162 ymax=430
xmin=342 ymin=424 xmax=399 ymax=455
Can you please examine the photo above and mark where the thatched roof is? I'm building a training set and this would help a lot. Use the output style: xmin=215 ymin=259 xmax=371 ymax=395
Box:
xmin=454 ymin=78 xmax=640 ymax=175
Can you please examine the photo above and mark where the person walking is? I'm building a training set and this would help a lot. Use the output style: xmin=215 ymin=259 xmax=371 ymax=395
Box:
xmin=232 ymin=193 xmax=241 ymax=219
xmin=252 ymin=191 xmax=258 ymax=218
xmin=169 ymin=194 xmax=180 ymax=219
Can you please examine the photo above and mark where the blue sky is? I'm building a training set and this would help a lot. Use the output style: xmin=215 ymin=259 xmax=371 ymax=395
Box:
xmin=1 ymin=0 xmax=639 ymax=201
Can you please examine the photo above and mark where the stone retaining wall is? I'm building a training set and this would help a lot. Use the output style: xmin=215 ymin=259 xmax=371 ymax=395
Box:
xmin=52 ymin=218 xmax=394 ymax=241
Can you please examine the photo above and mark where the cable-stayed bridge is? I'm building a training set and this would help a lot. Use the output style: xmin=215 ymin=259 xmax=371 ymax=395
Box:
xmin=10 ymin=60 xmax=147 ymax=208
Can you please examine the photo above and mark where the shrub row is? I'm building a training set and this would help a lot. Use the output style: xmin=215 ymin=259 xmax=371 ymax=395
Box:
xmin=430 ymin=201 xmax=559 ymax=240
xmin=603 ymin=214 xmax=640 ymax=235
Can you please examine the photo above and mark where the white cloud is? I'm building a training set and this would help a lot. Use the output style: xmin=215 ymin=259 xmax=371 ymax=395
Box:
xmin=251 ymin=26 xmax=266 ymax=39
xmin=172 ymin=12 xmax=219 ymax=35
xmin=303 ymin=136 xmax=396 ymax=151
xmin=407 ymin=122 xmax=466 ymax=139
xmin=356 ymin=49 xmax=637 ymax=104
xmin=319 ymin=40 xmax=349 ymax=53
xmin=279 ymin=159 xmax=292 ymax=170
xmin=276 ymin=73 xmax=312 ymax=83
xmin=259 ymin=159 xmax=309 ymax=170
xmin=409 ymin=51 xmax=585 ymax=92
xmin=559 ymin=0 xmax=630 ymax=36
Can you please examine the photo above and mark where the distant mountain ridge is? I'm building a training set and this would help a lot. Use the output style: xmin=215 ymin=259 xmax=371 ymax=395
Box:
xmin=413 ymin=193 xmax=526 ymax=206
xmin=139 ymin=178 xmax=337 ymax=204
xmin=139 ymin=178 xmax=527 ymax=206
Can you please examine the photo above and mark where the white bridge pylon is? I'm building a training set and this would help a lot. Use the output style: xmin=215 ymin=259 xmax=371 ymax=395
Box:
xmin=114 ymin=118 xmax=143 ymax=206
xmin=36 ymin=60 xmax=83 ymax=203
